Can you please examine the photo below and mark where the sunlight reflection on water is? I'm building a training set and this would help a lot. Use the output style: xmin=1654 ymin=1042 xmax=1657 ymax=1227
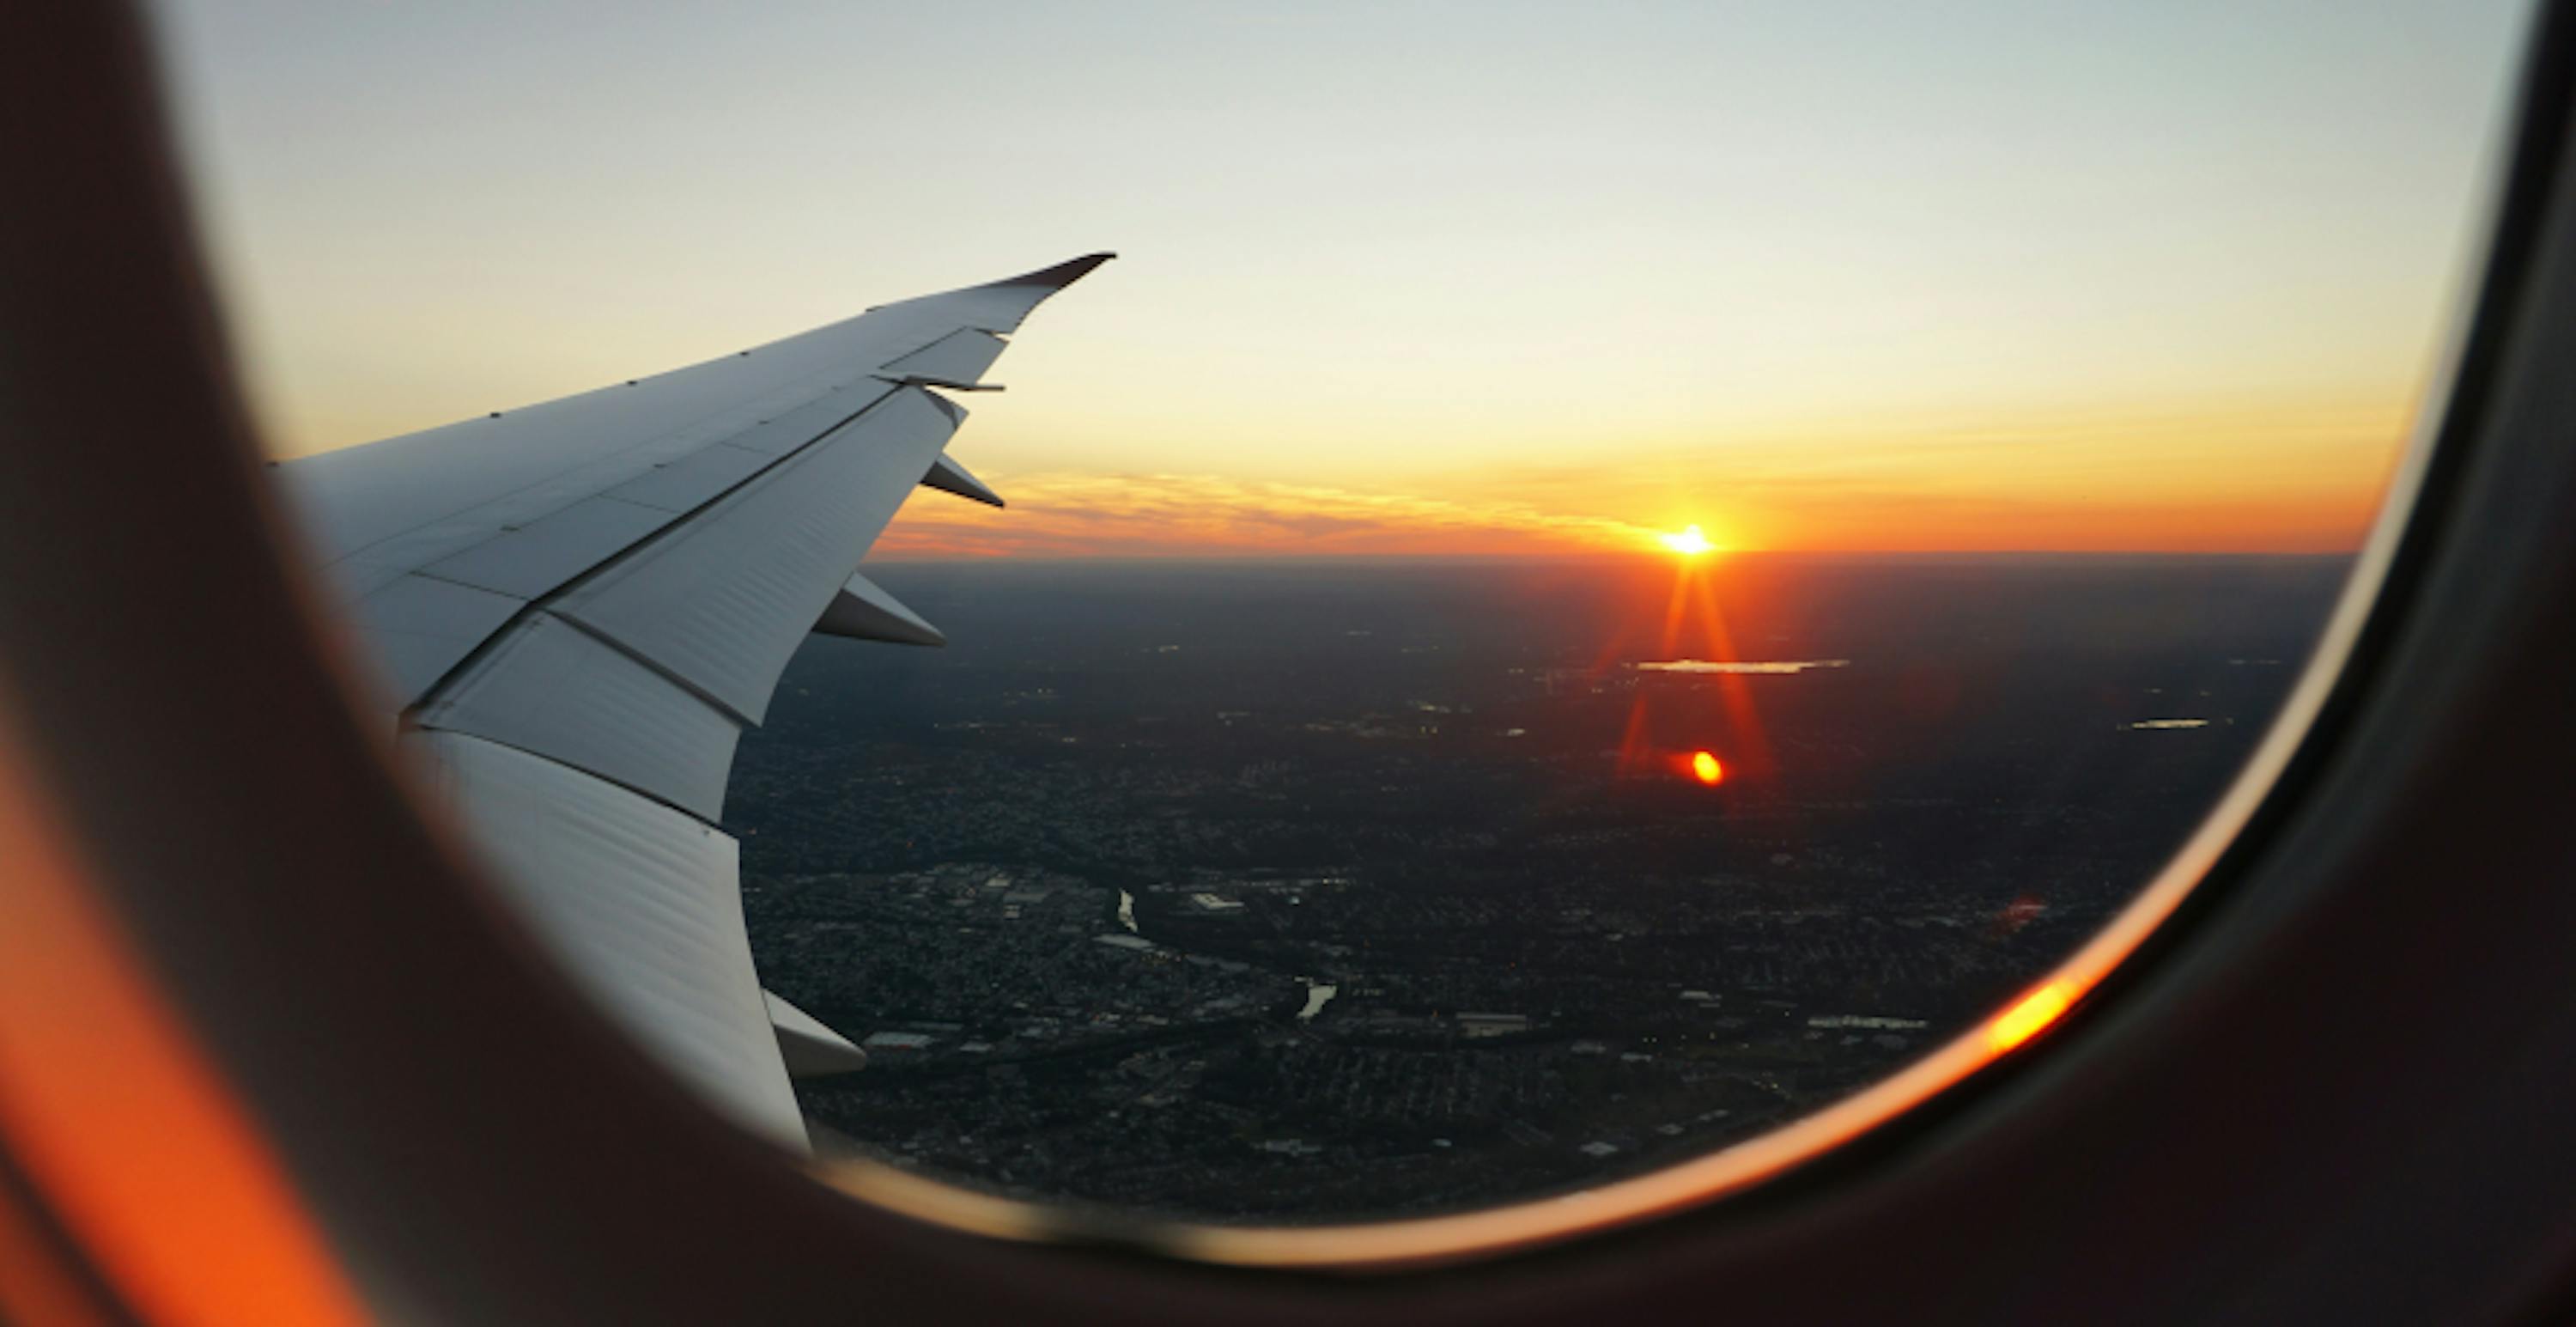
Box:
xmin=1634 ymin=660 xmax=1851 ymax=675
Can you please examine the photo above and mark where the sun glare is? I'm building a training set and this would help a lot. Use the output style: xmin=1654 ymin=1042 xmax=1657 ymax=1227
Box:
xmin=1987 ymin=980 xmax=2078 ymax=1053
xmin=1660 ymin=525 xmax=1716 ymax=557
xmin=1689 ymin=751 xmax=1724 ymax=785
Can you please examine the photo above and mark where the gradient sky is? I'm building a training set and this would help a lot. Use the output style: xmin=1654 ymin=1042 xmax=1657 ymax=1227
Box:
xmin=154 ymin=0 xmax=2530 ymax=556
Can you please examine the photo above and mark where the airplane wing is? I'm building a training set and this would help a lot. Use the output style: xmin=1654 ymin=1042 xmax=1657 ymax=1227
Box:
xmin=273 ymin=254 xmax=1113 ymax=1150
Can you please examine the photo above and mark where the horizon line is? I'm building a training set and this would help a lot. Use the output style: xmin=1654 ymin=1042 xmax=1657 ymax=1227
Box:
xmin=863 ymin=549 xmax=2364 ymax=565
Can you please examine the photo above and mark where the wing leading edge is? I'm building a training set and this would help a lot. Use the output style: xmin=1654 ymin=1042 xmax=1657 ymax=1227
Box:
xmin=277 ymin=255 xmax=1111 ymax=1147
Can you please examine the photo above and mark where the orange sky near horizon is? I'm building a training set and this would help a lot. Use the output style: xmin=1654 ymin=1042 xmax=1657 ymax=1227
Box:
xmin=877 ymin=397 xmax=2411 ymax=559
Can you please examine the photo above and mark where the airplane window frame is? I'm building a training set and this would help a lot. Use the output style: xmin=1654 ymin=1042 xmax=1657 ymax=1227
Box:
xmin=3 ymin=1 xmax=2575 ymax=1321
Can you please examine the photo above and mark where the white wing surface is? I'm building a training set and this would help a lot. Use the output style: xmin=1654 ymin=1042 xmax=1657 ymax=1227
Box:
xmin=275 ymin=255 xmax=1112 ymax=1148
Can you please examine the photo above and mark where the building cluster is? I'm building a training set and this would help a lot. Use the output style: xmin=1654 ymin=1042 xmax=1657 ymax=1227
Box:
xmin=729 ymin=651 xmax=2167 ymax=1220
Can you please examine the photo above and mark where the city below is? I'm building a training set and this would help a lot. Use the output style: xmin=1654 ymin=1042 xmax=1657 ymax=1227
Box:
xmin=730 ymin=554 xmax=2342 ymax=1221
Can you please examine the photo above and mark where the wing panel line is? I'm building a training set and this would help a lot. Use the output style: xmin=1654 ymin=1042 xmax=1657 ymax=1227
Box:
xmin=398 ymin=385 xmax=916 ymax=724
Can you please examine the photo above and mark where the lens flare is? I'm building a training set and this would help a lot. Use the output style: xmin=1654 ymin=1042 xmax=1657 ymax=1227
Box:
xmin=1690 ymin=751 xmax=1723 ymax=785
xmin=1987 ymin=980 xmax=2077 ymax=1053
xmin=1660 ymin=524 xmax=1716 ymax=556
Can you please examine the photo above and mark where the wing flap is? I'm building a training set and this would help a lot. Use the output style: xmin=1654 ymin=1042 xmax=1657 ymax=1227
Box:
xmin=555 ymin=387 xmax=959 ymax=726
xmin=410 ymin=731 xmax=803 ymax=1147
xmin=417 ymin=612 xmax=744 ymax=819
xmin=337 ymin=574 xmax=523 ymax=700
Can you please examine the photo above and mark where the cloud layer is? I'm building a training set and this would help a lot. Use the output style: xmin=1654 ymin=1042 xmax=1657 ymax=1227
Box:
xmin=876 ymin=472 xmax=1669 ymax=559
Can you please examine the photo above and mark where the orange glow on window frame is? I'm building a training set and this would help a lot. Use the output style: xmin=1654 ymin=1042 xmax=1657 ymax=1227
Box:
xmin=0 ymin=1177 xmax=111 ymax=1327
xmin=1987 ymin=981 xmax=2080 ymax=1053
xmin=0 ymin=731 xmax=366 ymax=1327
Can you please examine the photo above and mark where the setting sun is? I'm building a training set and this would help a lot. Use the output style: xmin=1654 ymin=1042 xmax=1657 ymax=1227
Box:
xmin=1689 ymin=751 xmax=1724 ymax=785
xmin=1661 ymin=525 xmax=1717 ymax=557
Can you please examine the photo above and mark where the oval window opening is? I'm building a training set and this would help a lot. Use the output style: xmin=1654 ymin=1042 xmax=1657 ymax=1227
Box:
xmin=165 ymin=0 xmax=2532 ymax=1266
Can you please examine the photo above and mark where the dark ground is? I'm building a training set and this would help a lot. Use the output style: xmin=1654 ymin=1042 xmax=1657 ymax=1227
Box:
xmin=729 ymin=554 xmax=2345 ymax=1221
